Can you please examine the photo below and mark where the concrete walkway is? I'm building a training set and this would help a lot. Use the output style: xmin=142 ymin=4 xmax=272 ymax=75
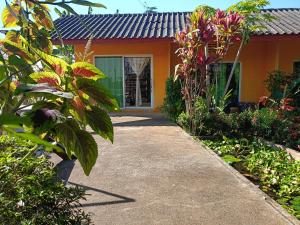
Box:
xmin=58 ymin=114 xmax=299 ymax=225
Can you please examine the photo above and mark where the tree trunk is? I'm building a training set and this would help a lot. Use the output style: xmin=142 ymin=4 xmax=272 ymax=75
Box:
xmin=204 ymin=44 xmax=211 ymax=107
xmin=223 ymin=38 xmax=244 ymax=97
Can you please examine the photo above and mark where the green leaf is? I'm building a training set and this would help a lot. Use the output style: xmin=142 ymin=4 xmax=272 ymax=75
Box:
xmin=15 ymin=83 xmax=73 ymax=99
xmin=3 ymin=126 xmax=60 ymax=151
xmin=0 ymin=114 xmax=31 ymax=127
xmin=70 ymin=0 xmax=106 ymax=8
xmin=291 ymin=196 xmax=300 ymax=212
xmin=71 ymin=62 xmax=106 ymax=80
xmin=76 ymin=78 xmax=119 ymax=111
xmin=222 ymin=155 xmax=241 ymax=164
xmin=57 ymin=2 xmax=79 ymax=16
xmin=8 ymin=55 xmax=34 ymax=77
xmin=85 ymin=106 xmax=113 ymax=142
xmin=54 ymin=120 xmax=98 ymax=175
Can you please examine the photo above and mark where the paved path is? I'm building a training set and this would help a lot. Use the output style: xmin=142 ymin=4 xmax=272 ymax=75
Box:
xmin=57 ymin=114 xmax=299 ymax=225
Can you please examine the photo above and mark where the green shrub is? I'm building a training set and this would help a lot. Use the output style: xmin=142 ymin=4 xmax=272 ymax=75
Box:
xmin=162 ymin=76 xmax=184 ymax=121
xmin=0 ymin=135 xmax=92 ymax=225
xmin=251 ymin=108 xmax=278 ymax=138
xmin=177 ymin=112 xmax=190 ymax=130
xmin=237 ymin=109 xmax=254 ymax=134
xmin=265 ymin=70 xmax=292 ymax=100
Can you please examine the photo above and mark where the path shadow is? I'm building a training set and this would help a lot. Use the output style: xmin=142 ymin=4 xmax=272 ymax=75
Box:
xmin=54 ymin=159 xmax=76 ymax=184
xmin=68 ymin=181 xmax=136 ymax=207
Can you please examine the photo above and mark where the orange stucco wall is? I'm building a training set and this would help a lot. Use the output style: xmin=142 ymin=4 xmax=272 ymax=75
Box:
xmin=69 ymin=36 xmax=300 ymax=111
xmin=223 ymin=36 xmax=300 ymax=102
xmin=72 ymin=39 xmax=171 ymax=111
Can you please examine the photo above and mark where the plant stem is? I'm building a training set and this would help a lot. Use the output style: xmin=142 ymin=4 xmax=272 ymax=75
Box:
xmin=20 ymin=145 xmax=39 ymax=162
xmin=12 ymin=95 xmax=26 ymax=113
xmin=223 ymin=37 xmax=245 ymax=97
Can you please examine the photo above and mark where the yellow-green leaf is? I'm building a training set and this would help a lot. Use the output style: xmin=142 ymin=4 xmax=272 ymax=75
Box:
xmin=71 ymin=62 xmax=106 ymax=80
xmin=1 ymin=4 xmax=20 ymax=28
xmin=5 ymin=30 xmax=20 ymax=44
xmin=30 ymin=46 xmax=68 ymax=76
xmin=32 ymin=7 xmax=54 ymax=30
xmin=30 ymin=72 xmax=62 ymax=86
xmin=1 ymin=39 xmax=33 ymax=61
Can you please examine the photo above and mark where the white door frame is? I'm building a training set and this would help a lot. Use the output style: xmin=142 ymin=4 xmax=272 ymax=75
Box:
xmin=93 ymin=54 xmax=154 ymax=109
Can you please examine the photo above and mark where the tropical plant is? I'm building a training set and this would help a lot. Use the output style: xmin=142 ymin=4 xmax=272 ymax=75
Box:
xmin=0 ymin=135 xmax=92 ymax=224
xmin=175 ymin=7 xmax=244 ymax=133
xmin=162 ymin=76 xmax=184 ymax=121
xmin=0 ymin=0 xmax=117 ymax=175
xmin=223 ymin=0 xmax=273 ymax=96
xmin=265 ymin=70 xmax=292 ymax=100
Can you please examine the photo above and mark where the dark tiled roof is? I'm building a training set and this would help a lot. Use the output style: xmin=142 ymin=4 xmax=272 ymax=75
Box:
xmin=257 ymin=8 xmax=300 ymax=35
xmin=52 ymin=8 xmax=300 ymax=40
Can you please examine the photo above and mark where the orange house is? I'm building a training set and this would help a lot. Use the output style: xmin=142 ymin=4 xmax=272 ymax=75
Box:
xmin=53 ymin=9 xmax=300 ymax=111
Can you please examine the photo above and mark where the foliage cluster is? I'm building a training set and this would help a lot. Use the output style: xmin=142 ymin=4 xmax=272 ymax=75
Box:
xmin=265 ymin=70 xmax=300 ymax=107
xmin=0 ymin=0 xmax=117 ymax=176
xmin=0 ymin=135 xmax=92 ymax=225
xmin=176 ymin=96 xmax=300 ymax=150
xmin=161 ymin=76 xmax=184 ymax=121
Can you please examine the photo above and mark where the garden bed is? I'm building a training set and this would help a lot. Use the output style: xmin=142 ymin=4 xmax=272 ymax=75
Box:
xmin=200 ymin=136 xmax=300 ymax=220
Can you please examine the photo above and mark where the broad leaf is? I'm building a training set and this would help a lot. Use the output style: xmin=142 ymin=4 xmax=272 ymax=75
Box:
xmin=76 ymin=78 xmax=119 ymax=111
xmin=0 ymin=114 xmax=31 ymax=127
xmin=73 ymin=130 xmax=98 ymax=176
xmin=2 ymin=39 xmax=33 ymax=61
xmin=23 ymin=40 xmax=68 ymax=76
xmin=85 ymin=106 xmax=113 ymax=142
xmin=2 ymin=3 xmax=20 ymax=28
xmin=32 ymin=101 xmax=61 ymax=111
xmin=222 ymin=155 xmax=241 ymax=164
xmin=56 ymin=3 xmax=79 ymax=16
xmin=8 ymin=55 xmax=34 ymax=77
xmin=54 ymin=120 xmax=98 ymax=175
xmin=32 ymin=7 xmax=54 ymax=30
xmin=71 ymin=62 xmax=106 ymax=79
xmin=15 ymin=83 xmax=73 ymax=99
xmin=5 ymin=30 xmax=20 ymax=43
xmin=30 ymin=72 xmax=61 ymax=86
xmin=70 ymin=0 xmax=106 ymax=8
xmin=70 ymin=96 xmax=86 ymax=121
xmin=3 ymin=126 xmax=60 ymax=151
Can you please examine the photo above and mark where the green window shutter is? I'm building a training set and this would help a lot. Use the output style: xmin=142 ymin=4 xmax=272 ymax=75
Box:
xmin=233 ymin=63 xmax=240 ymax=101
xmin=214 ymin=63 xmax=241 ymax=104
xmin=95 ymin=57 xmax=123 ymax=108
xmin=216 ymin=63 xmax=227 ymax=104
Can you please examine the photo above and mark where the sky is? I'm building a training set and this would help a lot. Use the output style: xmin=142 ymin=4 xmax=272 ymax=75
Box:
xmin=1 ymin=0 xmax=300 ymax=25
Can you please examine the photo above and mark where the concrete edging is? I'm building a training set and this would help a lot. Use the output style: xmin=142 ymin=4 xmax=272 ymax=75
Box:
xmin=181 ymin=130 xmax=300 ymax=225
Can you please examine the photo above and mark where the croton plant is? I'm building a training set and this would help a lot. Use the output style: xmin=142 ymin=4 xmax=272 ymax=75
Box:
xmin=0 ymin=0 xmax=117 ymax=175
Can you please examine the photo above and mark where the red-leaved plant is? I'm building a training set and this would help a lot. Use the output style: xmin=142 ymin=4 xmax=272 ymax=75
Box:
xmin=175 ymin=7 xmax=243 ymax=133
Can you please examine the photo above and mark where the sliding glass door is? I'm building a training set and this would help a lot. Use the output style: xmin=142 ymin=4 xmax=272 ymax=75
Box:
xmin=124 ymin=57 xmax=151 ymax=107
xmin=95 ymin=56 xmax=152 ymax=108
